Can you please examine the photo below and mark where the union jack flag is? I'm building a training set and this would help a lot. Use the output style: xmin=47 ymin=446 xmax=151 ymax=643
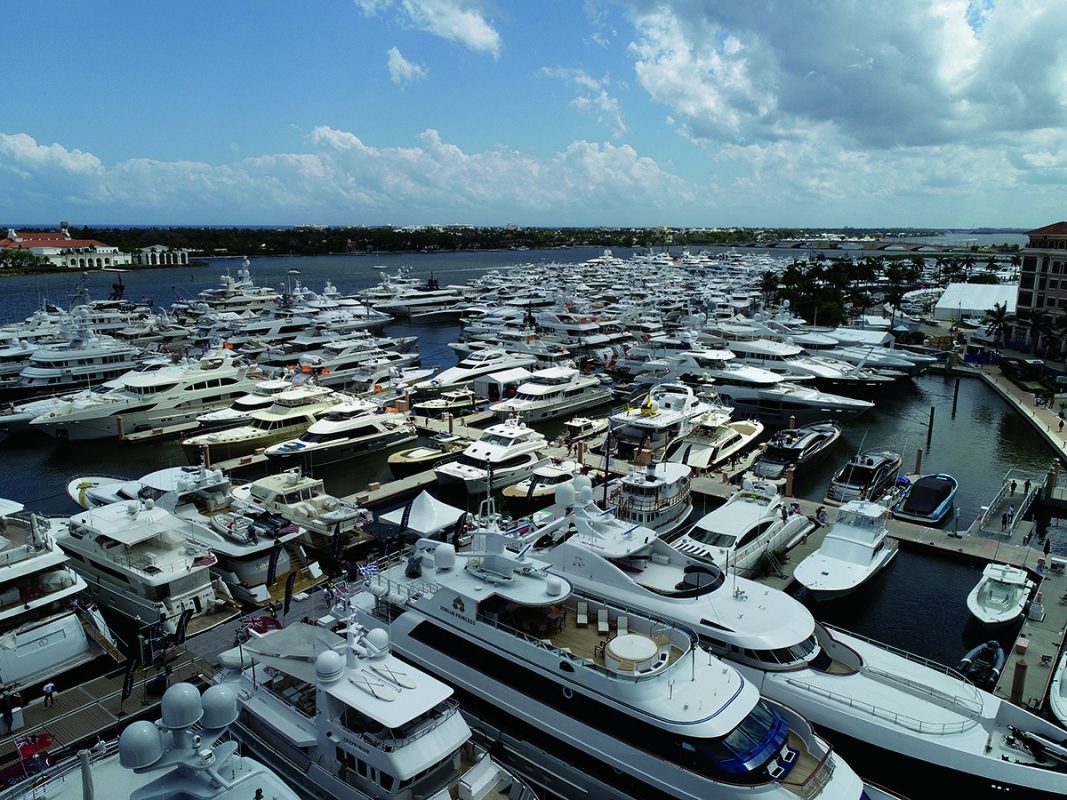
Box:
xmin=279 ymin=523 xmax=300 ymax=535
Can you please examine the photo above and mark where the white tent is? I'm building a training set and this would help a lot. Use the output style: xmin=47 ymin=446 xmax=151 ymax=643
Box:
xmin=379 ymin=490 xmax=465 ymax=536
xmin=934 ymin=283 xmax=1017 ymax=322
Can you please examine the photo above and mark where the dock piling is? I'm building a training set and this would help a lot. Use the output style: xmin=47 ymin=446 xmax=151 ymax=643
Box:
xmin=914 ymin=447 xmax=923 ymax=475
xmin=926 ymin=405 xmax=935 ymax=446
xmin=951 ymin=378 xmax=960 ymax=416
xmin=1010 ymin=659 xmax=1028 ymax=705
xmin=784 ymin=465 xmax=795 ymax=498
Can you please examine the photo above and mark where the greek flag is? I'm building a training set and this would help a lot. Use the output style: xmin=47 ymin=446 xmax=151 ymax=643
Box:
xmin=358 ymin=563 xmax=380 ymax=577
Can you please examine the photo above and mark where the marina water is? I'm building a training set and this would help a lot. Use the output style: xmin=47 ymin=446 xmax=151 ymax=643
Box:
xmin=0 ymin=249 xmax=1060 ymax=673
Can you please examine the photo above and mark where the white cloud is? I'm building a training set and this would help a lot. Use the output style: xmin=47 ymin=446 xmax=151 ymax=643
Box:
xmin=538 ymin=67 xmax=628 ymax=138
xmin=354 ymin=0 xmax=502 ymax=58
xmin=0 ymin=129 xmax=694 ymax=225
xmin=0 ymin=133 xmax=103 ymax=178
xmin=387 ymin=46 xmax=429 ymax=85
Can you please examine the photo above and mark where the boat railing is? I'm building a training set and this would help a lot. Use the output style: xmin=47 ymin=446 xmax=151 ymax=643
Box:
xmin=822 ymin=623 xmax=974 ymax=682
xmin=781 ymin=743 xmax=835 ymax=800
xmin=361 ymin=698 xmax=463 ymax=753
xmin=0 ymin=738 xmax=119 ymax=800
xmin=781 ymin=674 xmax=977 ymax=734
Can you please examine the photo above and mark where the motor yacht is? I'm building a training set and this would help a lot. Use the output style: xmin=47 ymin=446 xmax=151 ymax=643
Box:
xmin=14 ymin=682 xmax=301 ymax=800
xmin=181 ymin=384 xmax=350 ymax=462
xmin=793 ymin=501 xmax=898 ymax=600
xmin=30 ymin=351 xmax=260 ymax=441
xmin=435 ymin=419 xmax=548 ymax=494
xmin=387 ymin=433 xmax=467 ymax=478
xmin=891 ymin=473 xmax=958 ymax=526
xmin=412 ymin=349 xmax=538 ymax=396
xmin=966 ymin=563 xmax=1035 ymax=627
xmin=515 ymin=476 xmax=1067 ymax=800
xmin=607 ymin=382 xmax=711 ymax=457
xmin=563 ymin=415 xmax=609 ymax=443
xmin=195 ymin=377 xmax=293 ymax=430
xmin=749 ymin=421 xmax=842 ymax=484
xmin=824 ymin=448 xmax=902 ymax=506
xmin=214 ymin=620 xmax=537 ymax=800
xmin=230 ymin=467 xmax=374 ymax=559
xmin=265 ymin=406 xmax=417 ymax=466
xmin=348 ymin=510 xmax=869 ymax=800
xmin=490 ymin=366 xmax=611 ymax=423
xmin=1049 ymin=651 xmax=1067 ymax=729
xmin=671 ymin=479 xmax=813 ymax=573
xmin=58 ymin=499 xmax=236 ymax=634
xmin=723 ymin=337 xmax=893 ymax=393
xmin=173 ymin=258 xmax=280 ymax=317
xmin=501 ymin=459 xmax=589 ymax=511
xmin=666 ymin=403 xmax=764 ymax=471
xmin=410 ymin=388 xmax=480 ymax=417
xmin=0 ymin=499 xmax=119 ymax=694
xmin=608 ymin=462 xmax=694 ymax=535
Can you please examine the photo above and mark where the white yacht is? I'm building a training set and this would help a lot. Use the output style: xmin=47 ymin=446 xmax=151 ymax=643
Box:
xmin=347 ymin=513 xmax=869 ymax=800
xmin=609 ymin=462 xmax=694 ymax=534
xmin=793 ymin=501 xmax=898 ymax=600
xmin=182 ymin=384 xmax=349 ymax=462
xmin=671 ymin=479 xmax=813 ymax=573
xmin=195 ymin=377 xmax=293 ymax=430
xmin=501 ymin=459 xmax=587 ymax=509
xmin=749 ymin=421 xmax=842 ymax=484
xmin=824 ymin=448 xmax=902 ymax=505
xmin=966 ymin=563 xmax=1035 ymax=627
xmin=173 ymin=258 xmax=280 ymax=316
xmin=1049 ymin=651 xmax=1067 ymax=729
xmin=434 ymin=419 xmax=548 ymax=493
xmin=413 ymin=350 xmax=538 ymax=395
xmin=265 ymin=406 xmax=417 ymax=466
xmin=724 ymin=337 xmax=892 ymax=392
xmin=214 ymin=620 xmax=537 ymax=800
xmin=13 ymin=682 xmax=301 ymax=800
xmin=29 ymin=351 xmax=259 ymax=441
xmin=608 ymin=382 xmax=711 ymax=456
xmin=666 ymin=403 xmax=764 ymax=471
xmin=518 ymin=477 xmax=1067 ymax=800
xmin=0 ymin=499 xmax=119 ymax=693
xmin=59 ymin=499 xmax=235 ymax=635
xmin=491 ymin=366 xmax=612 ymax=422
xmin=410 ymin=387 xmax=480 ymax=417
xmin=231 ymin=467 xmax=374 ymax=558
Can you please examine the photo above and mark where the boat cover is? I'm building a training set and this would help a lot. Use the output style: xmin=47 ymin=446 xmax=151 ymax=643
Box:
xmin=902 ymin=476 xmax=954 ymax=516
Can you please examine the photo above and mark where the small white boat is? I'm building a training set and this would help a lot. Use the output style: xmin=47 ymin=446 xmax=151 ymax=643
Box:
xmin=388 ymin=432 xmax=467 ymax=477
xmin=966 ymin=563 xmax=1035 ymax=627
xmin=563 ymin=415 xmax=608 ymax=442
xmin=502 ymin=458 xmax=593 ymax=509
xmin=1049 ymin=650 xmax=1067 ymax=728
xmin=793 ymin=500 xmax=898 ymax=600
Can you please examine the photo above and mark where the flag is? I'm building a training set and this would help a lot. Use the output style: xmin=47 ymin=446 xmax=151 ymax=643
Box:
xmin=174 ymin=608 xmax=195 ymax=645
xmin=266 ymin=545 xmax=282 ymax=587
xmin=332 ymin=523 xmax=343 ymax=560
xmin=451 ymin=512 xmax=468 ymax=548
xmin=278 ymin=522 xmax=300 ymax=536
xmin=357 ymin=563 xmax=379 ymax=577
xmin=121 ymin=652 xmax=141 ymax=701
xmin=398 ymin=500 xmax=413 ymax=534
xmin=192 ymin=554 xmax=216 ymax=568
xmin=283 ymin=571 xmax=297 ymax=617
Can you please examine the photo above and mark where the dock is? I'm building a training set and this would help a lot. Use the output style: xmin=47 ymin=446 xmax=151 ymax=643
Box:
xmin=0 ymin=650 xmax=214 ymax=766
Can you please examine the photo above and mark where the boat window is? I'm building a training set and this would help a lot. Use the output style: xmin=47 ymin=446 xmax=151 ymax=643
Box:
xmin=736 ymin=520 xmax=776 ymax=549
xmin=834 ymin=464 xmax=875 ymax=488
xmin=686 ymin=525 xmax=735 ymax=548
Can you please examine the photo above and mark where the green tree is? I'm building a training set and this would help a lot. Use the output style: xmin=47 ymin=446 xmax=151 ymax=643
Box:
xmin=982 ymin=302 xmax=1015 ymax=347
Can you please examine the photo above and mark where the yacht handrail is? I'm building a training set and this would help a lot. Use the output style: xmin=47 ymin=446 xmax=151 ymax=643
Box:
xmin=860 ymin=664 xmax=984 ymax=718
xmin=822 ymin=623 xmax=977 ymax=683
xmin=780 ymin=676 xmax=978 ymax=735
xmin=0 ymin=739 xmax=119 ymax=800
xmin=361 ymin=698 xmax=462 ymax=752
xmin=781 ymin=743 xmax=835 ymax=800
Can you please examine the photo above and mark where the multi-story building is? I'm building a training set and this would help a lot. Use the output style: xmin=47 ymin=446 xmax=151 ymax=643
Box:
xmin=1012 ymin=222 xmax=1067 ymax=347
xmin=0 ymin=227 xmax=132 ymax=268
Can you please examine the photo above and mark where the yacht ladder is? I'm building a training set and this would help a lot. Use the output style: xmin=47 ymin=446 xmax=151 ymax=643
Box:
xmin=76 ymin=608 xmax=126 ymax=664
xmin=764 ymin=550 xmax=787 ymax=579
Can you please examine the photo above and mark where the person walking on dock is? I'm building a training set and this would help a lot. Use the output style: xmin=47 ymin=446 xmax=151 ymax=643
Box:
xmin=1025 ymin=478 xmax=1032 ymax=495
xmin=1007 ymin=504 xmax=1015 ymax=527
xmin=1001 ymin=511 xmax=1008 ymax=531
xmin=1010 ymin=480 xmax=1017 ymax=496
xmin=42 ymin=681 xmax=56 ymax=708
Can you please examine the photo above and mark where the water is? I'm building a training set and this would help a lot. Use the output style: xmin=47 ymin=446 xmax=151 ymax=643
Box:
xmin=0 ymin=252 xmax=1060 ymax=671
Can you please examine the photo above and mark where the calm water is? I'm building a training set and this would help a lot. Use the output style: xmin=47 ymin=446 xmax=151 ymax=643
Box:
xmin=0 ymin=252 xmax=1060 ymax=670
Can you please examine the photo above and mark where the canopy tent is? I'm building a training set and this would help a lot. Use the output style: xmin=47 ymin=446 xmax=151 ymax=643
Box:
xmin=379 ymin=490 xmax=465 ymax=536
xmin=933 ymin=283 xmax=1017 ymax=322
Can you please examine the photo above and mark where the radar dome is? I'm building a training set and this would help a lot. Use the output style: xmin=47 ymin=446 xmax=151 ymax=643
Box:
xmin=572 ymin=475 xmax=592 ymax=493
xmin=742 ymin=478 xmax=754 ymax=491
xmin=119 ymin=721 xmax=163 ymax=770
xmin=160 ymin=682 xmax=203 ymax=729
xmin=315 ymin=650 xmax=344 ymax=683
xmin=200 ymin=685 xmax=238 ymax=730
xmin=546 ymin=576 xmax=564 ymax=596
xmin=576 ymin=481 xmax=593 ymax=506
xmin=555 ymin=481 xmax=577 ymax=507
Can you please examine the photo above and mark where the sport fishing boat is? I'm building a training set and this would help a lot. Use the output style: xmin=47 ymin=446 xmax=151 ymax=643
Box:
xmin=966 ymin=563 xmax=1035 ymax=627
xmin=347 ymin=508 xmax=870 ymax=800
xmin=793 ymin=501 xmax=898 ymax=600
xmin=213 ymin=619 xmax=538 ymax=800
xmin=513 ymin=476 xmax=1067 ymax=800
xmin=891 ymin=473 xmax=958 ymax=526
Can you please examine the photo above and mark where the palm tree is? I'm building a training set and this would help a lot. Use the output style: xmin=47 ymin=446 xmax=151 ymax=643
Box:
xmin=1027 ymin=309 xmax=1053 ymax=355
xmin=982 ymin=302 xmax=1015 ymax=346
xmin=1053 ymin=313 xmax=1067 ymax=360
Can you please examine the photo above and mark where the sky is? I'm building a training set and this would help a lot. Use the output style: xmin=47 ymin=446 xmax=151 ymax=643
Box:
xmin=2 ymin=0 xmax=1067 ymax=229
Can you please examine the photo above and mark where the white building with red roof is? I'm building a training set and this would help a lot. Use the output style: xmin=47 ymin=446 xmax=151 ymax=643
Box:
xmin=0 ymin=227 xmax=132 ymax=268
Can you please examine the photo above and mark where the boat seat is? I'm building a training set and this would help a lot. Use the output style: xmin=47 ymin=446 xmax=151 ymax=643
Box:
xmin=616 ymin=615 xmax=628 ymax=636
xmin=597 ymin=609 xmax=609 ymax=634
xmin=575 ymin=601 xmax=588 ymax=627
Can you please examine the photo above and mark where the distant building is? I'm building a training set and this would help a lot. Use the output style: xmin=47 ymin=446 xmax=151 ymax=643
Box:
xmin=934 ymin=282 xmax=1017 ymax=322
xmin=0 ymin=227 xmax=132 ymax=268
xmin=133 ymin=244 xmax=191 ymax=266
xmin=1012 ymin=222 xmax=1067 ymax=342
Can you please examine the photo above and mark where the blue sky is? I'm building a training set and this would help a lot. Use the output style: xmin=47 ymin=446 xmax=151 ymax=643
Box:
xmin=2 ymin=0 xmax=1066 ymax=228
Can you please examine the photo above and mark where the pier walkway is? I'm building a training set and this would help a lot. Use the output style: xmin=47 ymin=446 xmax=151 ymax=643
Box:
xmin=975 ymin=364 xmax=1067 ymax=462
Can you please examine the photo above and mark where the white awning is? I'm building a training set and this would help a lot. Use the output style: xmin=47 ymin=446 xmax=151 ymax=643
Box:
xmin=379 ymin=491 xmax=465 ymax=535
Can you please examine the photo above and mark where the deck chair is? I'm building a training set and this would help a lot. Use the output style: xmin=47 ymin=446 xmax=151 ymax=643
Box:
xmin=597 ymin=608 xmax=609 ymax=634
xmin=575 ymin=601 xmax=588 ymax=627
xmin=616 ymin=615 xmax=628 ymax=636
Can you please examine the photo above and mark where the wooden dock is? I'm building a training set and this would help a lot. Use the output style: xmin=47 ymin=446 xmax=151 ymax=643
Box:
xmin=0 ymin=651 xmax=213 ymax=765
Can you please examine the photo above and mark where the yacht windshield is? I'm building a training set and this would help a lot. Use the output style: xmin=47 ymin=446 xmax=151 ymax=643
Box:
xmin=686 ymin=701 xmax=791 ymax=781
xmin=685 ymin=525 xmax=736 ymax=548
xmin=834 ymin=464 xmax=875 ymax=488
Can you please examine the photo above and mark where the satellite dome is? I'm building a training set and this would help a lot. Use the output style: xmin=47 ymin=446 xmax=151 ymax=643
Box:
xmin=742 ymin=478 xmax=754 ymax=491
xmin=434 ymin=542 xmax=456 ymax=571
xmin=572 ymin=475 xmax=592 ymax=493
xmin=366 ymin=627 xmax=390 ymax=651
xmin=160 ymin=682 xmax=203 ymax=729
xmin=200 ymin=685 xmax=238 ymax=729
xmin=315 ymin=650 xmax=344 ymax=683
xmin=555 ymin=482 xmax=577 ymax=507
xmin=118 ymin=721 xmax=163 ymax=770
